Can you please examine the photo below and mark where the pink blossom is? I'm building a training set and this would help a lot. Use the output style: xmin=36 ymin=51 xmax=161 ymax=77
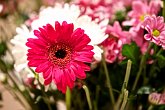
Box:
xmin=26 ymin=21 xmax=94 ymax=93
xmin=123 ymin=0 xmax=161 ymax=27
xmin=142 ymin=15 xmax=165 ymax=49
xmin=102 ymin=21 xmax=131 ymax=63
xmin=149 ymin=92 xmax=165 ymax=105
xmin=74 ymin=0 xmax=114 ymax=22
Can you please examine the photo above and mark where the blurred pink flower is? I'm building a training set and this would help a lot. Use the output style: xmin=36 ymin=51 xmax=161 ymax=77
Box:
xmin=123 ymin=0 xmax=161 ymax=27
xmin=102 ymin=21 xmax=131 ymax=63
xmin=102 ymin=38 xmax=120 ymax=63
xmin=142 ymin=15 xmax=165 ymax=49
xmin=24 ymin=77 xmax=36 ymax=89
xmin=128 ymin=26 xmax=150 ymax=54
xmin=26 ymin=21 xmax=94 ymax=93
xmin=74 ymin=0 xmax=126 ymax=22
xmin=149 ymin=92 xmax=165 ymax=105
xmin=75 ymin=0 xmax=113 ymax=22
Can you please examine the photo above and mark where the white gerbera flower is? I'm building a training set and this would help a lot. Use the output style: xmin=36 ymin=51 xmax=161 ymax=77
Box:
xmin=31 ymin=3 xmax=108 ymax=61
xmin=10 ymin=25 xmax=35 ymax=72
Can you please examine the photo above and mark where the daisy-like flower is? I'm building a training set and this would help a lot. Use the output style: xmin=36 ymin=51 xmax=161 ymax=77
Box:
xmin=26 ymin=21 xmax=94 ymax=93
xmin=122 ymin=0 xmax=161 ymax=27
xmin=10 ymin=25 xmax=34 ymax=72
xmin=142 ymin=15 xmax=165 ymax=49
xmin=31 ymin=3 xmax=108 ymax=61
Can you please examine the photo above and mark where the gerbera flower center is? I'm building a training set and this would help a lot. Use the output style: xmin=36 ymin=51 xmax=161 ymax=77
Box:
xmin=48 ymin=43 xmax=72 ymax=67
xmin=55 ymin=49 xmax=67 ymax=59
xmin=152 ymin=29 xmax=160 ymax=37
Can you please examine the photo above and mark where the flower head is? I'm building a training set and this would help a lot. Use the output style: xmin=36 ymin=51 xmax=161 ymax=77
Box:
xmin=148 ymin=92 xmax=165 ymax=105
xmin=26 ymin=21 xmax=94 ymax=93
xmin=31 ymin=3 xmax=108 ymax=61
xmin=10 ymin=25 xmax=35 ymax=72
xmin=122 ymin=0 xmax=161 ymax=26
xmin=142 ymin=15 xmax=165 ymax=49
xmin=102 ymin=21 xmax=131 ymax=63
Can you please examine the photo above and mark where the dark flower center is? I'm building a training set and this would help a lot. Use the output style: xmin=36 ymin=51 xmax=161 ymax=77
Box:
xmin=55 ymin=49 xmax=67 ymax=59
xmin=48 ymin=43 xmax=72 ymax=68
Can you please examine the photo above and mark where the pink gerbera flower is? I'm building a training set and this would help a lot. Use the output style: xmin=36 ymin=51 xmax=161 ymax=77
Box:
xmin=142 ymin=15 xmax=165 ymax=49
xmin=26 ymin=21 xmax=94 ymax=93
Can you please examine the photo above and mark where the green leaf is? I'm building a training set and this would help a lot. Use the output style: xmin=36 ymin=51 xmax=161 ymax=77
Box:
xmin=122 ymin=42 xmax=140 ymax=64
xmin=0 ymin=59 xmax=7 ymax=73
xmin=157 ymin=55 xmax=165 ymax=68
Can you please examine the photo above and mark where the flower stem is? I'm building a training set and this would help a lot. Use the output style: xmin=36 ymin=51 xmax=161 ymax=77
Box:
xmin=114 ymin=60 xmax=132 ymax=110
xmin=6 ymin=73 xmax=33 ymax=110
xmin=156 ymin=48 xmax=163 ymax=56
xmin=30 ymin=68 xmax=52 ymax=110
xmin=132 ymin=43 xmax=153 ymax=91
xmin=66 ymin=87 xmax=71 ymax=110
xmin=82 ymin=85 xmax=92 ymax=110
xmin=102 ymin=55 xmax=115 ymax=106
xmin=123 ymin=60 xmax=132 ymax=89
xmin=148 ymin=105 xmax=153 ymax=110
xmin=120 ymin=89 xmax=129 ymax=110
xmin=37 ymin=79 xmax=52 ymax=110
xmin=94 ymin=85 xmax=99 ymax=110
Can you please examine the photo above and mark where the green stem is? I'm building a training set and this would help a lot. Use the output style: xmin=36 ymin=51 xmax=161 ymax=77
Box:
xmin=66 ymin=87 xmax=71 ymax=110
xmin=2 ymin=82 xmax=28 ymax=109
xmin=123 ymin=60 xmax=132 ymax=89
xmin=132 ymin=43 xmax=153 ymax=91
xmin=120 ymin=89 xmax=129 ymax=110
xmin=156 ymin=48 xmax=163 ymax=56
xmin=6 ymin=73 xmax=32 ymax=110
xmin=148 ymin=105 xmax=153 ymax=110
xmin=94 ymin=85 xmax=99 ymax=110
xmin=102 ymin=55 xmax=115 ymax=106
xmin=29 ymin=68 xmax=52 ymax=110
xmin=114 ymin=60 xmax=132 ymax=110
xmin=38 ymin=78 xmax=52 ymax=110
xmin=82 ymin=85 xmax=92 ymax=110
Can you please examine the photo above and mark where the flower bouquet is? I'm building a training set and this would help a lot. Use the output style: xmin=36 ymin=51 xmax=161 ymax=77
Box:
xmin=0 ymin=0 xmax=165 ymax=110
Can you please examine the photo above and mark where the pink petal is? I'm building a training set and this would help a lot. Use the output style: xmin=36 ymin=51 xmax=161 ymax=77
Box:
xmin=144 ymin=34 xmax=152 ymax=40
xmin=35 ymin=61 xmax=50 ymax=73
xmin=64 ymin=69 xmax=74 ymax=88
xmin=61 ymin=75 xmax=67 ymax=93
xmin=53 ymin=68 xmax=63 ymax=84
xmin=43 ymin=66 xmax=52 ymax=79
xmin=68 ymin=68 xmax=76 ymax=81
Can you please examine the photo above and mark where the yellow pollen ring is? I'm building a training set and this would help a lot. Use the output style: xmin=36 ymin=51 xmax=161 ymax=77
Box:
xmin=140 ymin=15 xmax=145 ymax=21
xmin=152 ymin=29 xmax=160 ymax=37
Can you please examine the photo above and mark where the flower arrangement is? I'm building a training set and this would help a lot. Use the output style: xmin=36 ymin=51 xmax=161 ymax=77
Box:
xmin=0 ymin=0 xmax=165 ymax=110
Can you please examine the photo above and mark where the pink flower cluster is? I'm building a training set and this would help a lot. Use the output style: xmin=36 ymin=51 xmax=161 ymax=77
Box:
xmin=24 ymin=0 xmax=165 ymax=93
xmin=149 ymin=92 xmax=165 ymax=105
xmin=102 ymin=21 xmax=131 ymax=63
